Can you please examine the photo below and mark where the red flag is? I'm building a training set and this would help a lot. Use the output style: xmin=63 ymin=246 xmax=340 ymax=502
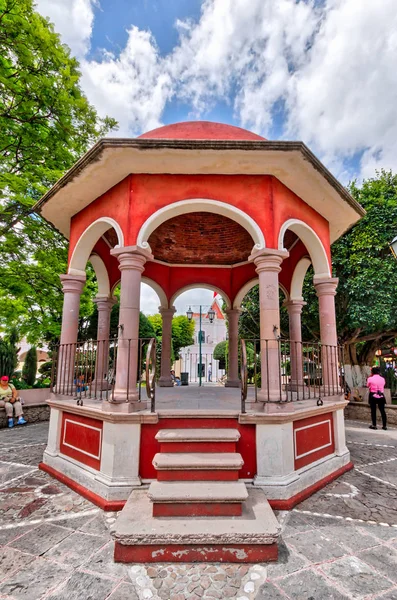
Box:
xmin=213 ymin=291 xmax=217 ymax=298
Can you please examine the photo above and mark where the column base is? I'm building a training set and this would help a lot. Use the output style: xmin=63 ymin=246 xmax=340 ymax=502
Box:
xmin=256 ymin=389 xmax=286 ymax=403
xmin=225 ymin=380 xmax=241 ymax=388
xmin=158 ymin=377 xmax=174 ymax=388
xmin=101 ymin=400 xmax=144 ymax=413
xmin=91 ymin=379 xmax=113 ymax=392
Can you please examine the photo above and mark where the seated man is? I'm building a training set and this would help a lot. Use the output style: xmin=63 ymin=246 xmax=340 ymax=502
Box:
xmin=170 ymin=370 xmax=182 ymax=386
xmin=74 ymin=374 xmax=88 ymax=392
xmin=0 ymin=376 xmax=27 ymax=428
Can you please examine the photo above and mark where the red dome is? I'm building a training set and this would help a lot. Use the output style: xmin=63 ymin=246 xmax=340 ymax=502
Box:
xmin=138 ymin=121 xmax=266 ymax=141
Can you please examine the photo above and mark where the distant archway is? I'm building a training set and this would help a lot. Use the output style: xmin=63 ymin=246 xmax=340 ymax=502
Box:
xmin=170 ymin=284 xmax=231 ymax=309
xmin=278 ymin=219 xmax=330 ymax=278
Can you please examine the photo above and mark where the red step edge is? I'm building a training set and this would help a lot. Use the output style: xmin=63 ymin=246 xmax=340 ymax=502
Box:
xmin=153 ymin=502 xmax=242 ymax=517
xmin=157 ymin=470 xmax=238 ymax=481
xmin=39 ymin=463 xmax=126 ymax=512
xmin=114 ymin=542 xmax=278 ymax=563
xmin=160 ymin=442 xmax=236 ymax=453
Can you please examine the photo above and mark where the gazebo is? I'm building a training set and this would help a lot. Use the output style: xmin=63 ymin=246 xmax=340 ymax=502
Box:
xmin=35 ymin=121 xmax=364 ymax=563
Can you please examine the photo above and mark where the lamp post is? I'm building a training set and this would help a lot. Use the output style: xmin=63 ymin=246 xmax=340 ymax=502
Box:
xmin=186 ymin=305 xmax=215 ymax=386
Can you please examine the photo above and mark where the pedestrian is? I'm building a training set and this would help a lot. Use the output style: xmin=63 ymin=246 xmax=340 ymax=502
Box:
xmin=366 ymin=367 xmax=387 ymax=430
xmin=208 ymin=363 xmax=212 ymax=382
xmin=0 ymin=376 xmax=27 ymax=428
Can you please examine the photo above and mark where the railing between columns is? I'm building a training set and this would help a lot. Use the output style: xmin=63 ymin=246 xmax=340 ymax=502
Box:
xmin=241 ymin=338 xmax=344 ymax=406
xmin=51 ymin=337 xmax=156 ymax=411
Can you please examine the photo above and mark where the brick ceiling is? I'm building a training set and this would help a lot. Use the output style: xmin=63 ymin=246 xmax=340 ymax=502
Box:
xmin=148 ymin=212 xmax=255 ymax=265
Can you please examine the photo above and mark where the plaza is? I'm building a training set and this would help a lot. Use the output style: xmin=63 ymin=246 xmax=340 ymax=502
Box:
xmin=0 ymin=420 xmax=396 ymax=598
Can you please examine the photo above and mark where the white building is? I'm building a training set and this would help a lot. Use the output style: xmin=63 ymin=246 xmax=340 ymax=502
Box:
xmin=175 ymin=298 xmax=227 ymax=382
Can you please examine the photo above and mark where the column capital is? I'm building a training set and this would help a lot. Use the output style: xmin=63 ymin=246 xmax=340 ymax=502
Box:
xmin=249 ymin=248 xmax=289 ymax=274
xmin=314 ymin=277 xmax=339 ymax=297
xmin=60 ymin=274 xmax=86 ymax=295
xmin=159 ymin=306 xmax=176 ymax=318
xmin=110 ymin=245 xmax=153 ymax=272
xmin=225 ymin=308 xmax=242 ymax=317
xmin=93 ymin=296 xmax=118 ymax=311
xmin=283 ymin=299 xmax=307 ymax=315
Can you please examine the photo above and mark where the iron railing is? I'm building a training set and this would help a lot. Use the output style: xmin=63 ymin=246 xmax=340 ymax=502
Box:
xmin=241 ymin=338 xmax=344 ymax=408
xmin=51 ymin=337 xmax=156 ymax=411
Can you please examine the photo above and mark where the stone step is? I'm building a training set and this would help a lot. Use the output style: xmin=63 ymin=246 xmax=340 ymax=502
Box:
xmin=148 ymin=480 xmax=248 ymax=517
xmin=155 ymin=428 xmax=240 ymax=453
xmin=112 ymin=487 xmax=281 ymax=563
xmin=153 ymin=452 xmax=244 ymax=481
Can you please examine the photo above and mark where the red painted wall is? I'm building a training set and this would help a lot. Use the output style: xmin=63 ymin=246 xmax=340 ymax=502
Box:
xmin=60 ymin=412 xmax=103 ymax=470
xmin=139 ymin=418 xmax=256 ymax=480
xmin=293 ymin=412 xmax=335 ymax=470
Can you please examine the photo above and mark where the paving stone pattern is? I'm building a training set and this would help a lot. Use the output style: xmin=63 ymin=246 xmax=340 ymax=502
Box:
xmin=0 ymin=421 xmax=396 ymax=598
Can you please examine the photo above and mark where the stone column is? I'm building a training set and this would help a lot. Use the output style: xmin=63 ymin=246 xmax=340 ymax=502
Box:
xmin=108 ymin=246 xmax=153 ymax=407
xmin=314 ymin=277 xmax=339 ymax=394
xmin=249 ymin=248 xmax=289 ymax=402
xmin=57 ymin=274 xmax=86 ymax=394
xmin=93 ymin=296 xmax=117 ymax=392
xmin=225 ymin=309 xmax=242 ymax=387
xmin=284 ymin=300 xmax=306 ymax=391
xmin=159 ymin=307 xmax=176 ymax=387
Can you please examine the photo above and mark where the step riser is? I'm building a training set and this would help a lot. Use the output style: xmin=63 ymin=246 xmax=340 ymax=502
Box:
xmin=159 ymin=441 xmax=236 ymax=453
xmin=157 ymin=470 xmax=239 ymax=481
xmin=153 ymin=502 xmax=242 ymax=517
xmin=114 ymin=541 xmax=278 ymax=563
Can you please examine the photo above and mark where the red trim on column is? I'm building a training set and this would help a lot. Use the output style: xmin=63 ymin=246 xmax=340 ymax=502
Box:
xmin=39 ymin=463 xmax=126 ymax=512
xmin=60 ymin=412 xmax=103 ymax=471
xmin=114 ymin=541 xmax=278 ymax=563
xmin=268 ymin=461 xmax=354 ymax=510
xmin=140 ymin=418 xmax=256 ymax=480
xmin=157 ymin=470 xmax=238 ymax=481
xmin=293 ymin=412 xmax=335 ymax=470
xmin=153 ymin=502 xmax=242 ymax=517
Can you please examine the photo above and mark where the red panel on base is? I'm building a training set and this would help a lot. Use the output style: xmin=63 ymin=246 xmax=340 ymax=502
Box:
xmin=293 ymin=412 xmax=335 ymax=470
xmin=114 ymin=541 xmax=278 ymax=563
xmin=60 ymin=412 xmax=103 ymax=471
xmin=157 ymin=470 xmax=238 ymax=481
xmin=153 ymin=502 xmax=242 ymax=517
xmin=140 ymin=419 xmax=256 ymax=480
xmin=268 ymin=461 xmax=354 ymax=510
xmin=39 ymin=463 xmax=125 ymax=512
xmin=160 ymin=441 xmax=236 ymax=453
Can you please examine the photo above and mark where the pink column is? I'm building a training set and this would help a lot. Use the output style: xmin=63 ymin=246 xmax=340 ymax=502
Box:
xmin=284 ymin=300 xmax=306 ymax=391
xmin=109 ymin=246 xmax=152 ymax=406
xmin=225 ymin=309 xmax=241 ymax=388
xmin=314 ymin=277 xmax=339 ymax=394
xmin=58 ymin=274 xmax=86 ymax=394
xmin=159 ymin=307 xmax=176 ymax=387
xmin=250 ymin=249 xmax=289 ymax=402
xmin=93 ymin=296 xmax=117 ymax=391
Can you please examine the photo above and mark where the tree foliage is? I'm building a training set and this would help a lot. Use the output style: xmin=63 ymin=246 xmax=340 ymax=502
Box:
xmin=0 ymin=328 xmax=19 ymax=377
xmin=213 ymin=340 xmax=227 ymax=369
xmin=147 ymin=314 xmax=195 ymax=360
xmin=22 ymin=345 xmax=37 ymax=385
xmin=0 ymin=0 xmax=117 ymax=343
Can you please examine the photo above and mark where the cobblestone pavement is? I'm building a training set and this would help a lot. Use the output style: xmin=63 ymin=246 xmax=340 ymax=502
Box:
xmin=0 ymin=420 xmax=396 ymax=599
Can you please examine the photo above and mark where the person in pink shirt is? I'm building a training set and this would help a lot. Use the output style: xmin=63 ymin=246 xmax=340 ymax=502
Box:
xmin=366 ymin=367 xmax=387 ymax=430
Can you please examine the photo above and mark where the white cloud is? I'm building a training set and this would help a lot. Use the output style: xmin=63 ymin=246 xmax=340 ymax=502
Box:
xmin=35 ymin=0 xmax=96 ymax=58
xmin=34 ymin=0 xmax=397 ymax=180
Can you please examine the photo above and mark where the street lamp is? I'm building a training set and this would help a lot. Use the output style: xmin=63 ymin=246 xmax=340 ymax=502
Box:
xmin=390 ymin=236 xmax=397 ymax=260
xmin=186 ymin=305 xmax=215 ymax=386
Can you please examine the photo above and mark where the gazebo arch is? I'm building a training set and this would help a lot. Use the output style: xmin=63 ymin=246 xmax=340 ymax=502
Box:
xmin=89 ymin=254 xmax=110 ymax=297
xmin=290 ymin=257 xmax=312 ymax=301
xmin=137 ymin=199 xmax=265 ymax=252
xmin=141 ymin=277 xmax=168 ymax=309
xmin=233 ymin=278 xmax=289 ymax=308
xmin=69 ymin=217 xmax=124 ymax=276
xmin=170 ymin=284 xmax=231 ymax=310
xmin=278 ymin=219 xmax=330 ymax=278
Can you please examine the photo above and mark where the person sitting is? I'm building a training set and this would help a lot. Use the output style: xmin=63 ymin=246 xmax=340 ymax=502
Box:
xmin=0 ymin=376 xmax=27 ymax=428
xmin=170 ymin=370 xmax=182 ymax=386
xmin=74 ymin=374 xmax=88 ymax=392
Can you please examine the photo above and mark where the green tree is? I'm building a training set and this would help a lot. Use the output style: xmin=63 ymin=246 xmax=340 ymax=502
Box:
xmin=0 ymin=328 xmax=19 ymax=377
xmin=213 ymin=341 xmax=227 ymax=369
xmin=147 ymin=313 xmax=194 ymax=360
xmin=0 ymin=0 xmax=117 ymax=343
xmin=22 ymin=346 xmax=37 ymax=386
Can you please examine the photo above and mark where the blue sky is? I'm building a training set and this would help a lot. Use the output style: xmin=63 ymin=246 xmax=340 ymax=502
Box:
xmin=35 ymin=0 xmax=397 ymax=311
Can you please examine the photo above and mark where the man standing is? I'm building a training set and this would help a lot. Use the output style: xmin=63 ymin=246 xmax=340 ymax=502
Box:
xmin=208 ymin=364 xmax=212 ymax=382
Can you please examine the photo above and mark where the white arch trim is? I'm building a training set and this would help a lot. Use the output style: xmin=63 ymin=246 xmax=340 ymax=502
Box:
xmin=277 ymin=219 xmax=330 ymax=277
xmin=89 ymin=254 xmax=110 ymax=298
xmin=141 ymin=277 xmax=168 ymax=309
xmin=290 ymin=257 xmax=312 ymax=301
xmin=170 ymin=284 xmax=231 ymax=309
xmin=137 ymin=199 xmax=265 ymax=252
xmin=69 ymin=217 xmax=124 ymax=275
xmin=233 ymin=278 xmax=289 ymax=308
